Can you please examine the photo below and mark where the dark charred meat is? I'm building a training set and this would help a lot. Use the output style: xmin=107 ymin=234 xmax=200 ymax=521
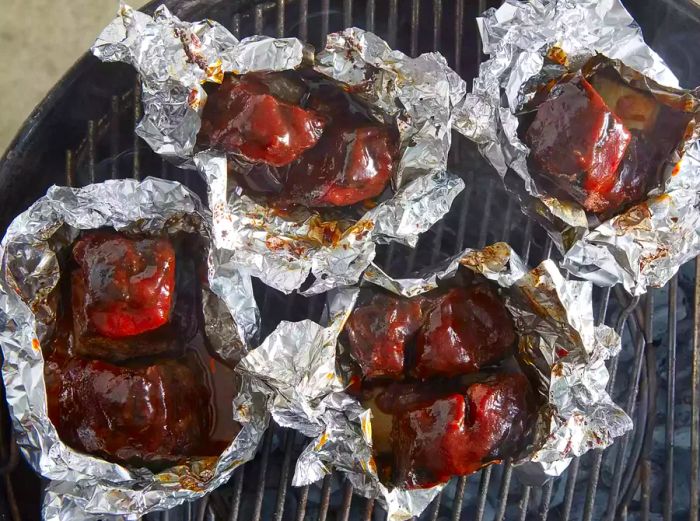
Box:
xmin=199 ymin=75 xmax=326 ymax=166
xmin=71 ymin=233 xmax=177 ymax=361
xmin=345 ymin=293 xmax=426 ymax=380
xmin=391 ymin=374 xmax=534 ymax=488
xmin=525 ymin=75 xmax=632 ymax=214
xmin=48 ymin=357 xmax=210 ymax=466
xmin=415 ymin=285 xmax=515 ymax=378
xmin=46 ymin=230 xmax=241 ymax=468
xmin=202 ymin=70 xmax=399 ymax=208
xmin=525 ymin=60 xmax=696 ymax=217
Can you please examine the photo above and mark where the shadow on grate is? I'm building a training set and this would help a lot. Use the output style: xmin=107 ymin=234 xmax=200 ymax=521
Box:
xmin=0 ymin=1 xmax=699 ymax=521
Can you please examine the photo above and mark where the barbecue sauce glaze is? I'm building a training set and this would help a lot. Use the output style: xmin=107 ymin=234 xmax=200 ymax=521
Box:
xmin=199 ymin=70 xmax=400 ymax=208
xmin=344 ymin=277 xmax=535 ymax=489
xmin=45 ymin=231 xmax=240 ymax=469
xmin=524 ymin=66 xmax=693 ymax=217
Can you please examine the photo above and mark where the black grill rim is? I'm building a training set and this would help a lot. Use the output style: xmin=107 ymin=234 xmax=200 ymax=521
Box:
xmin=0 ymin=1 xmax=699 ymax=521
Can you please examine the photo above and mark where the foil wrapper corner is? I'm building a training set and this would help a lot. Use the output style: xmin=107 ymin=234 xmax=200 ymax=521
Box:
xmin=93 ymin=8 xmax=467 ymax=294
xmin=237 ymin=242 xmax=632 ymax=520
xmin=454 ymin=0 xmax=700 ymax=296
xmin=0 ymin=177 xmax=268 ymax=520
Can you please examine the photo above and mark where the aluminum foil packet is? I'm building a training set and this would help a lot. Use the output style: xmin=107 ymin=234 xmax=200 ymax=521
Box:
xmin=0 ymin=178 xmax=267 ymax=520
xmin=454 ymin=0 xmax=700 ymax=296
xmin=236 ymin=242 xmax=632 ymax=520
xmin=92 ymin=6 xmax=466 ymax=295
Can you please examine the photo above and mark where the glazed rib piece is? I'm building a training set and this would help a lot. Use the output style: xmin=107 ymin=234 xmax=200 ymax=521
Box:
xmin=199 ymin=74 xmax=326 ymax=166
xmin=525 ymin=75 xmax=632 ymax=214
xmin=345 ymin=293 xmax=426 ymax=380
xmin=415 ymin=285 xmax=515 ymax=378
xmin=49 ymin=356 xmax=210 ymax=466
xmin=364 ymin=374 xmax=535 ymax=488
xmin=345 ymin=283 xmax=514 ymax=380
xmin=71 ymin=233 xmax=177 ymax=361
xmin=201 ymin=70 xmax=399 ymax=208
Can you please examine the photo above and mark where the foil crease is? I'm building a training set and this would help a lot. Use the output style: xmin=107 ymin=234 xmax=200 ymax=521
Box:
xmin=237 ymin=243 xmax=632 ymax=520
xmin=0 ymin=178 xmax=267 ymax=520
xmin=454 ymin=0 xmax=700 ymax=295
xmin=93 ymin=9 xmax=466 ymax=294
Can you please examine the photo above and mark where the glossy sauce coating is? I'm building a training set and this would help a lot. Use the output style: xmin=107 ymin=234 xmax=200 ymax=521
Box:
xmin=365 ymin=374 xmax=534 ymax=488
xmin=415 ymin=285 xmax=515 ymax=378
xmin=200 ymin=75 xmax=326 ymax=166
xmin=45 ymin=231 xmax=240 ymax=468
xmin=526 ymin=76 xmax=632 ymax=214
xmin=49 ymin=356 xmax=209 ymax=466
xmin=73 ymin=233 xmax=175 ymax=339
xmin=202 ymin=70 xmax=399 ymax=208
xmin=345 ymin=293 xmax=426 ymax=379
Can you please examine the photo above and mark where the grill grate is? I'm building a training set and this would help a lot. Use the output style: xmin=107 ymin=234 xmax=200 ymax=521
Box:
xmin=0 ymin=0 xmax=699 ymax=520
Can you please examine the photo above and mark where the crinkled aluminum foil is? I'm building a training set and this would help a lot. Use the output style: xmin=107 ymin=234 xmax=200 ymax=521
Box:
xmin=454 ymin=0 xmax=700 ymax=296
xmin=236 ymin=242 xmax=632 ymax=520
xmin=0 ymin=178 xmax=268 ymax=520
xmin=93 ymin=7 xmax=466 ymax=294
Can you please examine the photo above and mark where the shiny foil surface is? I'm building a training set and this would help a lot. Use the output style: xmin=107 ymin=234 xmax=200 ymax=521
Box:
xmin=93 ymin=7 xmax=467 ymax=295
xmin=0 ymin=178 xmax=267 ymax=520
xmin=237 ymin=243 xmax=632 ymax=520
xmin=454 ymin=0 xmax=700 ymax=296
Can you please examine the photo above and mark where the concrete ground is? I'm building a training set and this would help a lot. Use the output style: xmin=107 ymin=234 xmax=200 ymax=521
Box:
xmin=0 ymin=0 xmax=148 ymax=154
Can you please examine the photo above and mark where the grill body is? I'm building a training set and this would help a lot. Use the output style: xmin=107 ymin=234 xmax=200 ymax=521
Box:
xmin=1 ymin=1 xmax=699 ymax=520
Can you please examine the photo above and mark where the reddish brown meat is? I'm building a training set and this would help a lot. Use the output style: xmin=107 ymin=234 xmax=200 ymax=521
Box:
xmin=48 ymin=357 xmax=210 ymax=466
xmin=345 ymin=293 xmax=426 ymax=380
xmin=303 ymin=124 xmax=397 ymax=207
xmin=414 ymin=285 xmax=515 ymax=378
xmin=391 ymin=373 xmax=534 ymax=488
xmin=200 ymin=75 xmax=326 ymax=166
xmin=71 ymin=233 xmax=177 ymax=360
xmin=526 ymin=75 xmax=632 ymax=214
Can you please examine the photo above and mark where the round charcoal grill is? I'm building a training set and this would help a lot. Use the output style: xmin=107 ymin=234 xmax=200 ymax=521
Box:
xmin=1 ymin=1 xmax=700 ymax=520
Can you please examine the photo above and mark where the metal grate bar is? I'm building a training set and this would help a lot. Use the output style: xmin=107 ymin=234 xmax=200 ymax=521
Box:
xmin=298 ymin=0 xmax=307 ymax=40
xmin=231 ymin=13 xmax=241 ymax=37
xmin=252 ymin=428 xmax=274 ymax=521
xmin=663 ymin=275 xmax=678 ymax=521
xmin=604 ymin=294 xmax=653 ymax=520
xmin=228 ymin=464 xmax=244 ymax=521
xmin=692 ymin=258 xmax=700 ymax=521
xmin=449 ymin=476 xmax=467 ymax=521
xmin=362 ymin=498 xmax=375 ymax=521
xmin=294 ymin=484 xmax=309 ymax=521
xmin=366 ymin=0 xmax=375 ymax=32
xmin=432 ymin=0 xmax=442 ymax=52
xmin=110 ymin=96 xmax=120 ymax=179
xmin=339 ymin=480 xmax=354 ymax=521
xmin=87 ymin=120 xmax=96 ymax=183
xmin=475 ymin=466 xmax=493 ymax=521
xmin=410 ymin=0 xmax=420 ymax=56
xmin=133 ymin=79 xmax=142 ymax=179
xmin=454 ymin=0 xmax=464 ymax=74
xmin=321 ymin=0 xmax=329 ymax=42
xmin=518 ymin=485 xmax=531 ymax=521
xmin=273 ymin=430 xmax=296 ymax=521
xmin=276 ymin=0 xmax=285 ymax=37
xmin=538 ymin=479 xmax=553 ymax=521
xmin=388 ymin=0 xmax=398 ymax=47
xmin=65 ymin=150 xmax=75 ymax=188
xmin=494 ymin=460 xmax=513 ymax=521
xmin=477 ymin=178 xmax=495 ymax=248
xmin=343 ymin=0 xmax=352 ymax=27
xmin=561 ymin=457 xmax=580 ymax=521
xmin=317 ymin=474 xmax=332 ymax=521
xmin=255 ymin=5 xmax=264 ymax=34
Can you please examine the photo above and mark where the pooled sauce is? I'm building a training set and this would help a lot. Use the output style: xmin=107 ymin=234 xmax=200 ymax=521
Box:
xmin=201 ymin=70 xmax=400 ymax=209
xmin=44 ymin=230 xmax=240 ymax=469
